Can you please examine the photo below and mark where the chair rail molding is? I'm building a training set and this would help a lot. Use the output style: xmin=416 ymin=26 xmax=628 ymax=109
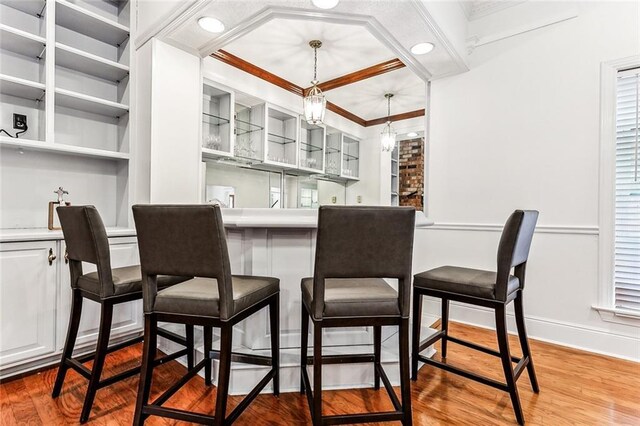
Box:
xmin=425 ymin=222 xmax=599 ymax=236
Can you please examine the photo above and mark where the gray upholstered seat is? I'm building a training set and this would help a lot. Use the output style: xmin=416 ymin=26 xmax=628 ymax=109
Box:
xmin=154 ymin=275 xmax=279 ymax=318
xmin=301 ymin=277 xmax=400 ymax=319
xmin=414 ymin=266 xmax=519 ymax=300
xmin=77 ymin=265 xmax=189 ymax=296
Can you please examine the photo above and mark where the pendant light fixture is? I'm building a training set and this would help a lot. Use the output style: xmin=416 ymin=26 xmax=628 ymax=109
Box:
xmin=303 ymin=40 xmax=327 ymax=125
xmin=381 ymin=93 xmax=397 ymax=151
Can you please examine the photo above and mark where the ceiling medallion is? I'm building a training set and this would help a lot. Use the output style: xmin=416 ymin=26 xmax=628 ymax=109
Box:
xmin=303 ymin=40 xmax=327 ymax=125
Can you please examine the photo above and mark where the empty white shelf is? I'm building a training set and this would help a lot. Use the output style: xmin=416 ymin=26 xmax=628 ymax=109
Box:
xmin=0 ymin=136 xmax=130 ymax=161
xmin=55 ymin=43 xmax=129 ymax=81
xmin=55 ymin=0 xmax=129 ymax=46
xmin=0 ymin=74 xmax=45 ymax=100
xmin=0 ymin=24 xmax=45 ymax=58
xmin=1 ymin=0 xmax=46 ymax=17
xmin=55 ymin=88 xmax=129 ymax=117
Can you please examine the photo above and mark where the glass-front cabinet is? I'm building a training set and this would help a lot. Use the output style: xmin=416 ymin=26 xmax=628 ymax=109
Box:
xmin=299 ymin=120 xmax=325 ymax=173
xmin=202 ymin=81 xmax=234 ymax=159
xmin=234 ymin=101 xmax=265 ymax=162
xmin=265 ymin=105 xmax=298 ymax=167
xmin=342 ymin=135 xmax=359 ymax=179
xmin=391 ymin=145 xmax=399 ymax=205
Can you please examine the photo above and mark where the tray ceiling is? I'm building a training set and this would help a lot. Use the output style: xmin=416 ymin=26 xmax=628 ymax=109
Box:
xmin=162 ymin=0 xmax=465 ymax=124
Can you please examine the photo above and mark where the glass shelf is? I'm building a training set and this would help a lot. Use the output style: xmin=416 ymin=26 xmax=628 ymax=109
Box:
xmin=203 ymin=112 xmax=230 ymax=126
xmin=343 ymin=153 xmax=359 ymax=161
xmin=268 ymin=132 xmax=296 ymax=145
xmin=300 ymin=141 xmax=323 ymax=152
xmin=326 ymin=147 xmax=340 ymax=154
xmin=235 ymin=118 xmax=263 ymax=136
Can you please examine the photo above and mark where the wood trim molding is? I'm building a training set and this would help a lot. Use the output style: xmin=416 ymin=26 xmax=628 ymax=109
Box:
xmin=303 ymin=58 xmax=405 ymax=96
xmin=211 ymin=50 xmax=304 ymax=97
xmin=326 ymin=102 xmax=366 ymax=127
xmin=366 ymin=109 xmax=425 ymax=127
xmin=210 ymin=51 xmax=423 ymax=127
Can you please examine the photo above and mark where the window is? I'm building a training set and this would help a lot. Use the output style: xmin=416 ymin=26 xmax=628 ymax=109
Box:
xmin=614 ymin=68 xmax=640 ymax=311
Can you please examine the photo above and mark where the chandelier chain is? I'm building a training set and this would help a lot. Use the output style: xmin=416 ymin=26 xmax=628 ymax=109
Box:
xmin=313 ymin=46 xmax=318 ymax=81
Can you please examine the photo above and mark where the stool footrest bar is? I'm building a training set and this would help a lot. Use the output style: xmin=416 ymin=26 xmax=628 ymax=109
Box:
xmin=208 ymin=349 xmax=273 ymax=366
xmin=418 ymin=354 xmax=509 ymax=391
xmin=226 ymin=369 xmax=277 ymax=424
xmin=419 ymin=330 xmax=445 ymax=353
xmin=306 ymin=353 xmax=375 ymax=365
xmin=75 ymin=335 xmax=144 ymax=363
xmin=143 ymin=405 xmax=215 ymax=424
xmin=151 ymin=359 xmax=207 ymax=407
xmin=66 ymin=358 xmax=91 ymax=379
xmin=447 ymin=335 xmax=520 ymax=362
xmin=377 ymin=364 xmax=401 ymax=411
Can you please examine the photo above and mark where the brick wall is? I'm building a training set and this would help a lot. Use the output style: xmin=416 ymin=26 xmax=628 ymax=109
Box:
xmin=399 ymin=137 xmax=424 ymax=211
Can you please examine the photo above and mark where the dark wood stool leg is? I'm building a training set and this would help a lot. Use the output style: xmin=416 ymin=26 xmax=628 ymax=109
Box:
xmin=373 ymin=325 xmax=381 ymax=390
xmin=399 ymin=318 xmax=413 ymax=426
xmin=514 ymin=293 xmax=539 ymax=393
xmin=313 ymin=322 xmax=323 ymax=426
xmin=441 ymin=298 xmax=450 ymax=359
xmin=270 ymin=295 xmax=280 ymax=397
xmin=204 ymin=326 xmax=213 ymax=386
xmin=80 ymin=301 xmax=113 ymax=423
xmin=214 ymin=324 xmax=233 ymax=426
xmin=52 ymin=289 xmax=83 ymax=398
xmin=185 ymin=324 xmax=194 ymax=370
xmin=133 ymin=314 xmax=157 ymax=426
xmin=496 ymin=305 xmax=524 ymax=425
xmin=411 ymin=292 xmax=422 ymax=381
xmin=300 ymin=303 xmax=309 ymax=395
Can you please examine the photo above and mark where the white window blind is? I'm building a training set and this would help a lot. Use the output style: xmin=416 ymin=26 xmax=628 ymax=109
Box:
xmin=615 ymin=68 xmax=640 ymax=311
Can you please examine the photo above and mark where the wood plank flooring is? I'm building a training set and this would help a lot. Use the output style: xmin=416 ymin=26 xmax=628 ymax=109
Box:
xmin=1 ymin=321 xmax=638 ymax=425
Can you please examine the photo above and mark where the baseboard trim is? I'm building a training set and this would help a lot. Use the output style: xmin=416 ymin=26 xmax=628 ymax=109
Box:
xmin=422 ymin=299 xmax=640 ymax=362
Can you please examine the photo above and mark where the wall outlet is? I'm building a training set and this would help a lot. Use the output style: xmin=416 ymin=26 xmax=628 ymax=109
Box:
xmin=13 ymin=114 xmax=27 ymax=130
xmin=357 ymin=195 xmax=362 ymax=203
xmin=331 ymin=196 xmax=337 ymax=204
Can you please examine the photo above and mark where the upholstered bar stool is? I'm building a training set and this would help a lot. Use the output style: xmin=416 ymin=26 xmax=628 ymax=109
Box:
xmin=132 ymin=204 xmax=279 ymax=426
xmin=300 ymin=206 xmax=415 ymax=426
xmin=412 ymin=210 xmax=540 ymax=425
xmin=52 ymin=206 xmax=194 ymax=423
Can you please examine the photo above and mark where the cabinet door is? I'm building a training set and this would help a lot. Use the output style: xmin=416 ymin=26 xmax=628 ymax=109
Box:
xmin=57 ymin=237 xmax=142 ymax=350
xmin=0 ymin=241 xmax=58 ymax=367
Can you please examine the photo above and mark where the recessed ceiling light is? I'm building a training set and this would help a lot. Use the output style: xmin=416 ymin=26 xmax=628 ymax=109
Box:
xmin=410 ymin=42 xmax=435 ymax=55
xmin=198 ymin=17 xmax=225 ymax=33
xmin=312 ymin=0 xmax=339 ymax=9
xmin=406 ymin=132 xmax=419 ymax=137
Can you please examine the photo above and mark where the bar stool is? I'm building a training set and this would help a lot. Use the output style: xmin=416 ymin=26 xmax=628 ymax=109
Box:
xmin=300 ymin=206 xmax=416 ymax=426
xmin=52 ymin=205 xmax=194 ymax=423
xmin=132 ymin=204 xmax=280 ymax=425
xmin=412 ymin=210 xmax=540 ymax=425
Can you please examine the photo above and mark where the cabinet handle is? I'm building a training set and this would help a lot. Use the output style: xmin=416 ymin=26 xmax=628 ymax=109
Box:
xmin=64 ymin=248 xmax=69 ymax=264
xmin=48 ymin=248 xmax=57 ymax=265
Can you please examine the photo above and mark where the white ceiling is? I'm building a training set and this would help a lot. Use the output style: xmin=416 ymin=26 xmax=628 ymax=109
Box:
xmin=221 ymin=18 xmax=396 ymax=86
xmin=327 ymin=67 xmax=424 ymax=120
xmin=162 ymin=0 xmax=465 ymax=122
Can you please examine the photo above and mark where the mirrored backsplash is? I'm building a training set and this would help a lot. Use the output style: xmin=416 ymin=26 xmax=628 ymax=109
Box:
xmin=205 ymin=163 xmax=347 ymax=209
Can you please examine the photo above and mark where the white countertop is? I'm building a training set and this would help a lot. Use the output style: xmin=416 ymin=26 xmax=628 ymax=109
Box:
xmin=0 ymin=227 xmax=136 ymax=243
xmin=1 ymin=209 xmax=433 ymax=242
xmin=221 ymin=208 xmax=434 ymax=229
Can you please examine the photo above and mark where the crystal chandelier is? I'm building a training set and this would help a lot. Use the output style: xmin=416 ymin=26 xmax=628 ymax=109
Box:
xmin=381 ymin=93 xmax=396 ymax=151
xmin=303 ymin=40 xmax=327 ymax=125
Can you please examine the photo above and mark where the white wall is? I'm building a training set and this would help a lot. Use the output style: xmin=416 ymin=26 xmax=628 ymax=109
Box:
xmin=424 ymin=1 xmax=640 ymax=360
xmin=136 ymin=39 xmax=201 ymax=203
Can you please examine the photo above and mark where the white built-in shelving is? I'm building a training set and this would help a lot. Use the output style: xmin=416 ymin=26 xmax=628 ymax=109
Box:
xmin=201 ymin=80 xmax=234 ymax=159
xmin=0 ymin=0 xmax=134 ymax=231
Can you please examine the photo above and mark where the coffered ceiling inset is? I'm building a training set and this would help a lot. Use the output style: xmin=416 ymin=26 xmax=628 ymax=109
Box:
xmin=221 ymin=18 xmax=398 ymax=87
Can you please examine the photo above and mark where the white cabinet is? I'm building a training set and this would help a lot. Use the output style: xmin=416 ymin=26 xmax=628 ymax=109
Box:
xmin=0 ymin=241 xmax=57 ymax=367
xmin=57 ymin=237 xmax=142 ymax=350
xmin=0 ymin=234 xmax=139 ymax=379
xmin=299 ymin=120 xmax=325 ymax=173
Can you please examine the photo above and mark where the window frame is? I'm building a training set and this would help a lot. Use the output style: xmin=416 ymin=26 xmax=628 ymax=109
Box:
xmin=595 ymin=55 xmax=640 ymax=325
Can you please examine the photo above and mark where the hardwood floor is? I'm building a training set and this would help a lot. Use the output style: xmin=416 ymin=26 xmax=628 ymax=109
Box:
xmin=1 ymin=321 xmax=638 ymax=425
